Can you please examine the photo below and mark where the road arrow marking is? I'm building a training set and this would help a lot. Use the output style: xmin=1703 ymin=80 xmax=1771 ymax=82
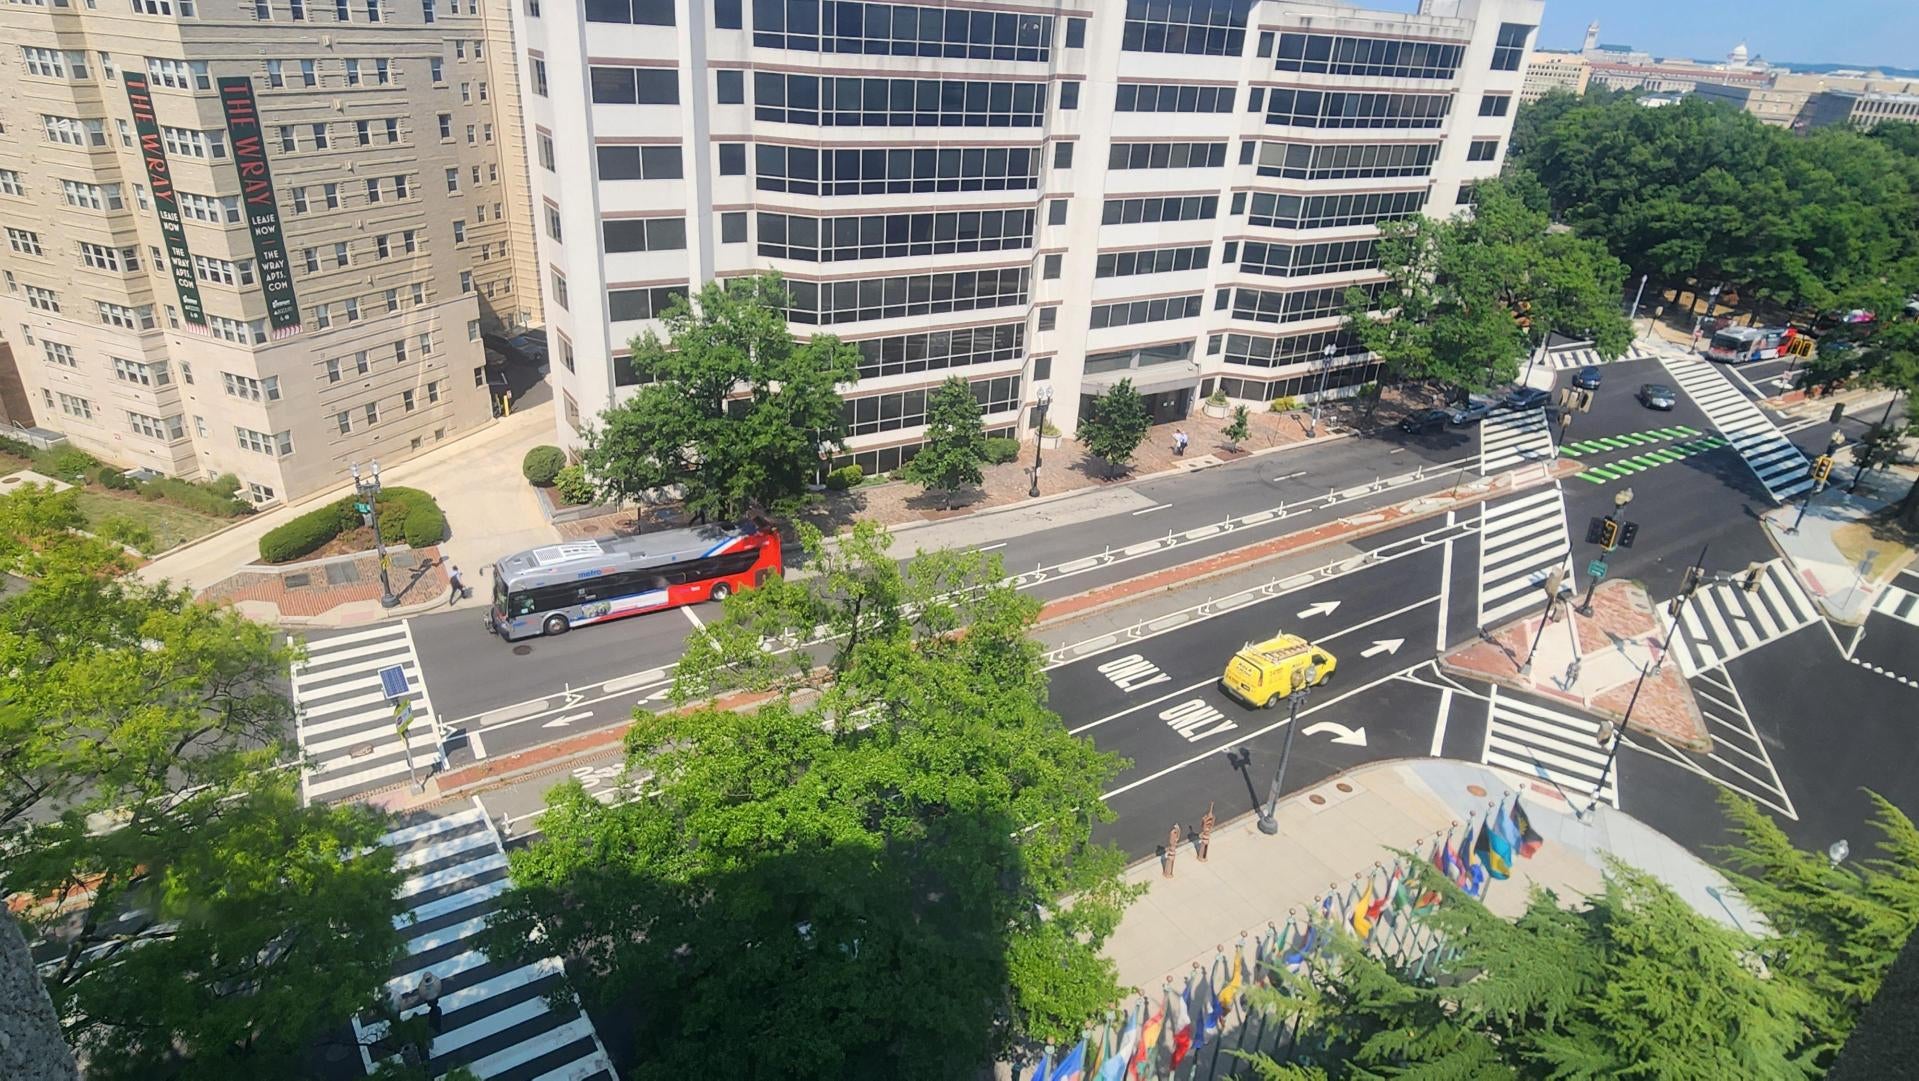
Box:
xmin=543 ymin=711 xmax=594 ymax=729
xmin=1296 ymin=600 xmax=1341 ymax=619
xmin=1302 ymin=721 xmax=1367 ymax=746
xmin=561 ymin=686 xmax=586 ymax=708
xmin=1360 ymin=639 xmax=1405 ymax=658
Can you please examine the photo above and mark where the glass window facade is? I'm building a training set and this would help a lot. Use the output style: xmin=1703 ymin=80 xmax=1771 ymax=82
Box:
xmin=1100 ymin=195 xmax=1219 ymax=225
xmin=1256 ymin=140 xmax=1438 ymax=180
xmin=850 ymin=322 xmax=1024 ymax=380
xmin=757 ymin=209 xmax=1034 ymax=262
xmin=1230 ymin=283 xmax=1381 ymax=324
xmin=596 ymin=145 xmax=685 ymax=181
xmin=753 ymin=0 xmax=1052 ymax=61
xmin=1273 ymin=32 xmax=1464 ymax=79
xmin=840 ymin=374 xmax=1022 ymax=436
xmin=1090 ymin=294 xmax=1203 ymax=330
xmin=1094 ymin=245 xmax=1210 ymax=278
xmin=753 ymin=74 xmax=1047 ymax=127
xmin=1121 ymin=0 xmax=1254 ymax=56
xmin=607 ymin=284 xmax=690 ymax=322
xmin=1237 ymin=239 xmax=1379 ymax=278
xmin=785 ymin=268 xmax=1029 ymax=325
xmin=754 ymin=144 xmax=1041 ymax=195
xmin=1265 ymin=89 xmax=1452 ymax=129
xmin=1114 ymin=83 xmax=1234 ymax=113
xmin=1106 ymin=141 xmax=1228 ymax=170
xmin=1246 ymin=189 xmax=1427 ymax=229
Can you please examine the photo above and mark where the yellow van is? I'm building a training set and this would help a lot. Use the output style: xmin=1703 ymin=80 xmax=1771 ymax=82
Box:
xmin=1221 ymin=634 xmax=1336 ymax=709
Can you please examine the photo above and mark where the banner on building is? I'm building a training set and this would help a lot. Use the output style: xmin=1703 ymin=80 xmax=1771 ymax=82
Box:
xmin=217 ymin=77 xmax=302 ymax=337
xmin=123 ymin=74 xmax=208 ymax=329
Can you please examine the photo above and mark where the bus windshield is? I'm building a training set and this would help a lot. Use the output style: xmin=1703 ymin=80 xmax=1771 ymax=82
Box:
xmin=486 ymin=522 xmax=781 ymax=642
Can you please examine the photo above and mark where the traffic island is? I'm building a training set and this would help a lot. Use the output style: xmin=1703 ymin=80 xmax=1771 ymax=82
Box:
xmin=1440 ymin=579 xmax=1711 ymax=753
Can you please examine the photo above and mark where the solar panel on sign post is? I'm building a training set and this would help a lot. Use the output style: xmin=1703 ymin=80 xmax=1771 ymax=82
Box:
xmin=378 ymin=664 xmax=409 ymax=700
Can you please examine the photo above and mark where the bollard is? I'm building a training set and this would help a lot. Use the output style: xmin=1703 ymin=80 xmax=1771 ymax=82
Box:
xmin=1197 ymin=802 xmax=1215 ymax=861
xmin=1163 ymin=824 xmax=1180 ymax=878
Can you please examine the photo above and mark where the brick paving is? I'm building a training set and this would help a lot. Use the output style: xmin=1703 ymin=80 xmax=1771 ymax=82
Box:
xmin=198 ymin=546 xmax=448 ymax=619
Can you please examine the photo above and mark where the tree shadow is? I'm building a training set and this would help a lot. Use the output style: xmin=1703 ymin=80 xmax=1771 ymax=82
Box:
xmin=899 ymin=485 xmax=987 ymax=515
xmin=1067 ymin=454 xmax=1132 ymax=482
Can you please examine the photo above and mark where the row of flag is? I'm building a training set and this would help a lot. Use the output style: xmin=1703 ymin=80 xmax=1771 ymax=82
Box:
xmin=1025 ymin=794 xmax=1546 ymax=1081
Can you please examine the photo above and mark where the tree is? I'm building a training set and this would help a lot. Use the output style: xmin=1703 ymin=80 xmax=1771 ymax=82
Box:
xmin=582 ymin=274 xmax=859 ymax=522
xmin=898 ymin=376 xmax=987 ymax=507
xmin=1241 ymin=859 xmax=1824 ymax=1079
xmin=0 ymin=486 xmax=404 ymax=1078
xmin=1077 ymin=379 xmax=1151 ymax=477
xmin=1223 ymin=404 xmax=1252 ymax=451
xmin=1796 ymin=320 xmax=1919 ymax=525
xmin=484 ymin=523 xmax=1138 ymax=1080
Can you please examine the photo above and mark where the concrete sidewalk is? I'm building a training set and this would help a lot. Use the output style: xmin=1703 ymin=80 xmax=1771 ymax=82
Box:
xmin=1762 ymin=465 xmax=1918 ymax=623
xmin=1104 ymin=757 xmax=1761 ymax=996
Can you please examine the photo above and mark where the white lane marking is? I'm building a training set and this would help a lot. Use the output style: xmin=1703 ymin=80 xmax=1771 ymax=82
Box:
xmin=974 ymin=542 xmax=1008 ymax=553
xmin=1437 ymin=509 xmax=1455 ymax=656
xmin=1068 ymin=676 xmax=1218 ymax=736
xmin=1270 ymin=470 xmax=1309 ymax=483
xmin=1315 ymin=596 xmax=1439 ymax=646
xmin=1430 ymin=687 xmax=1452 ymax=757
xmin=1131 ymin=504 xmax=1170 ymax=516
xmin=468 ymin=729 xmax=488 ymax=759
xmin=681 ymin=605 xmax=706 ymax=630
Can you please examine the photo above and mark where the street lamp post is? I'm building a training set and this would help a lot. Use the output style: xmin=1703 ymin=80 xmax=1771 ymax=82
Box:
xmin=1788 ymin=430 xmax=1845 ymax=534
xmin=1849 ymin=392 xmax=1903 ymax=494
xmin=1578 ymin=488 xmax=1634 ymax=616
xmin=1627 ymin=273 xmax=1649 ymax=328
xmin=1028 ymin=385 xmax=1054 ymax=498
xmin=1308 ymin=344 xmax=1336 ymax=437
xmin=350 ymin=461 xmax=399 ymax=609
xmin=1256 ymin=665 xmax=1318 ymax=835
xmin=1518 ymin=569 xmax=1568 ymax=678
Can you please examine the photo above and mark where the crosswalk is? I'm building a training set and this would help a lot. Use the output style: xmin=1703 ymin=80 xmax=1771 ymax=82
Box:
xmin=1479 ymin=407 xmax=1555 ymax=475
xmin=1568 ymin=434 xmax=1730 ymax=484
xmin=1655 ymin=558 xmax=1820 ymax=677
xmin=1476 ymin=486 xmax=1575 ymax=627
xmin=1481 ymin=687 xmax=1616 ymax=807
xmin=1660 ymin=356 xmax=1813 ymax=502
xmin=357 ymin=804 xmax=617 ymax=1080
xmin=1539 ymin=340 xmax=1667 ymax=371
xmin=1628 ymin=667 xmax=1796 ymax=819
xmin=1871 ymin=585 xmax=1919 ymax=628
xmin=294 ymin=622 xmax=442 ymax=805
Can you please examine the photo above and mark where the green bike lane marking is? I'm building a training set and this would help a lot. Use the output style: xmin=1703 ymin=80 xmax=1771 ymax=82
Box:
xmin=1574 ymin=435 xmax=1730 ymax=483
xmin=1559 ymin=425 xmax=1703 ymax=458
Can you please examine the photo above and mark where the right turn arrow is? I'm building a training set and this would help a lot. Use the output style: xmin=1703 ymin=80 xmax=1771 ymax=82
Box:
xmin=1360 ymin=639 xmax=1405 ymax=658
xmin=1296 ymin=600 xmax=1341 ymax=619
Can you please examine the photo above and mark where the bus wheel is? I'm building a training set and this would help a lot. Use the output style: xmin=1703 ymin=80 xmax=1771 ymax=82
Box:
xmin=710 ymin=583 xmax=732 ymax=603
xmin=543 ymin=614 xmax=570 ymax=637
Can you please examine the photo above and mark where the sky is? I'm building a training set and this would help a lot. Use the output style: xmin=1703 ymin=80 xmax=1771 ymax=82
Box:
xmin=1368 ymin=0 xmax=1919 ymax=71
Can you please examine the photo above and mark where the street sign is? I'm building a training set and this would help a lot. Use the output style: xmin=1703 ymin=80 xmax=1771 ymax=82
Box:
xmin=1587 ymin=559 xmax=1609 ymax=580
xmin=377 ymin=664 xmax=409 ymax=700
xmin=394 ymin=699 xmax=414 ymax=736
xmin=353 ymin=501 xmax=370 ymax=514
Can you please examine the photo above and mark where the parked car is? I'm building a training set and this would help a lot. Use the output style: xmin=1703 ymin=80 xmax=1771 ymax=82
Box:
xmin=1398 ymin=408 xmax=1451 ymax=435
xmin=1572 ymin=365 xmax=1604 ymax=391
xmin=507 ymin=330 xmax=549 ymax=365
xmin=1636 ymin=383 xmax=1677 ymax=411
xmin=1448 ymin=396 xmax=1497 ymax=425
xmin=1504 ymin=386 xmax=1552 ymax=411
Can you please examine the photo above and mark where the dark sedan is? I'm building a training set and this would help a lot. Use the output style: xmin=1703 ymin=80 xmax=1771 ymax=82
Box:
xmin=1504 ymin=386 xmax=1552 ymax=411
xmin=1572 ymin=365 xmax=1604 ymax=391
xmin=1637 ymin=383 xmax=1677 ymax=410
xmin=1398 ymin=408 xmax=1451 ymax=435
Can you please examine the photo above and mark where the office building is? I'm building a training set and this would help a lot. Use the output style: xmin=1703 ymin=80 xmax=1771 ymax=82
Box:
xmin=1695 ymin=71 xmax=1919 ymax=129
xmin=0 ymin=0 xmax=539 ymax=503
xmin=1519 ymin=49 xmax=1589 ymax=103
xmin=518 ymin=0 xmax=1540 ymax=475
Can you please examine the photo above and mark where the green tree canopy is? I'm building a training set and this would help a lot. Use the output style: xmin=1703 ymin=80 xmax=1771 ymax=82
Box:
xmin=582 ymin=274 xmax=859 ymax=521
xmin=1077 ymin=379 xmax=1151 ymax=476
xmin=898 ymin=375 xmax=987 ymax=505
xmin=484 ymin=523 xmax=1138 ymax=1080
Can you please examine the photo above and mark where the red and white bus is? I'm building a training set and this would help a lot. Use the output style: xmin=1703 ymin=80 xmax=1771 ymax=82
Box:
xmin=486 ymin=520 xmax=781 ymax=641
xmin=1704 ymin=325 xmax=1801 ymax=364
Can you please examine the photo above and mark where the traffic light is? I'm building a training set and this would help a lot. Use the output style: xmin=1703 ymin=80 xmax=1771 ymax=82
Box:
xmin=1742 ymin=563 xmax=1764 ymax=593
xmin=1598 ymin=517 xmax=1621 ymax=550
xmin=1616 ymin=521 xmax=1639 ymax=549
xmin=1679 ymin=564 xmax=1704 ymax=597
xmin=1810 ymin=455 xmax=1833 ymax=485
xmin=1586 ymin=516 xmax=1608 ymax=545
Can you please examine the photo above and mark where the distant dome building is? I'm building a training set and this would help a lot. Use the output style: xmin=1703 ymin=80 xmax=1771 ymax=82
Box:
xmin=1728 ymin=41 xmax=1750 ymax=68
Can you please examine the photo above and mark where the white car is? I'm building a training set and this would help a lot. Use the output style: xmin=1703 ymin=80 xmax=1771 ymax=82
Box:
xmin=1448 ymin=395 xmax=1499 ymax=425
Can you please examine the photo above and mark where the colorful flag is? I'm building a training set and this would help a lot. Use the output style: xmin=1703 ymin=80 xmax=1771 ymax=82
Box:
xmin=1388 ymin=868 xmax=1414 ymax=919
xmin=1453 ymin=825 xmax=1477 ymax=889
xmin=1283 ymin=924 xmax=1318 ymax=971
xmin=1512 ymin=796 xmax=1546 ymax=858
xmin=1468 ymin=858 xmax=1488 ymax=899
xmin=1025 ymin=1051 xmax=1052 ymax=1081
xmin=1201 ymin=975 xmax=1225 ymax=1046
xmin=1129 ymin=998 xmax=1164 ymax=1079
xmin=1049 ymin=1041 xmax=1086 ymax=1081
xmin=1216 ymin=952 xmax=1244 ymax=1007
xmin=1495 ymin=799 xmax=1523 ymax=854
xmin=1369 ymin=870 xmax=1396 ymax=923
xmin=1486 ymin=809 xmax=1514 ymax=879
xmin=1168 ymin=986 xmax=1194 ymax=1067
xmin=1096 ymin=1008 xmax=1140 ymax=1081
xmin=1189 ymin=972 xmax=1213 ymax=1054
xmin=1351 ymin=879 xmax=1377 ymax=938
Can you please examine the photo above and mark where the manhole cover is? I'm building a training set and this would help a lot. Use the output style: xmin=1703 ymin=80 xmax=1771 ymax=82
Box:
xmin=1466 ymin=783 xmax=1488 ymax=797
xmin=349 ymin=742 xmax=376 ymax=758
xmin=1335 ymin=782 xmax=1353 ymax=793
xmin=1308 ymin=794 xmax=1326 ymax=805
xmin=512 ymin=645 xmax=533 ymax=656
xmin=283 ymin=573 xmax=311 ymax=589
xmin=324 ymin=562 xmax=362 ymax=586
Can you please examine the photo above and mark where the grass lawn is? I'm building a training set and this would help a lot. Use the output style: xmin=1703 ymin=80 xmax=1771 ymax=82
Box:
xmin=72 ymin=490 xmax=231 ymax=553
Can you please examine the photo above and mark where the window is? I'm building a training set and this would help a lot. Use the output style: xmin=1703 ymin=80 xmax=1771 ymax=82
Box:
xmin=1042 ymin=254 xmax=1061 ymax=279
xmin=452 ymin=219 xmax=466 ymax=243
xmin=279 ymin=125 xmax=297 ymax=151
xmin=459 ymin=82 xmax=471 ymax=103
xmin=438 ymin=113 xmax=452 ymax=139
xmin=63 ymin=180 xmax=125 ymax=210
xmin=445 ymin=167 xmax=460 ymax=193
xmin=0 ymin=171 xmax=22 ymax=197
xmin=23 ymin=48 xmax=88 ymax=79
xmin=1467 ymin=138 xmax=1500 ymax=162
xmin=1121 ymin=0 xmax=1250 ymax=56
xmin=1060 ymin=82 xmax=1079 ymax=110
xmin=1066 ymin=17 xmax=1085 ymax=48
xmin=192 ymin=254 xmax=256 ymax=284
xmin=478 ymin=81 xmax=487 ymax=101
xmin=721 ymin=212 xmax=747 ymax=243
xmin=411 ymin=283 xmax=425 ymax=305
xmin=236 ymin=426 xmax=292 ymax=456
xmin=326 ymin=357 xmax=342 ymax=383
xmin=344 ymin=297 xmax=360 ymax=322
xmin=1116 ymin=83 xmax=1236 ymax=113
xmin=292 ymin=188 xmax=310 ymax=213
xmin=333 ymin=0 xmax=346 ymax=16
xmin=605 ymin=284 xmax=689 ymax=322
xmin=364 ymin=402 xmax=379 ymax=425
xmin=1247 ymin=189 xmax=1426 ymax=229
xmin=291 ymin=0 xmax=304 ymax=17
xmin=840 ymin=376 xmax=1022 ymax=436
xmin=99 ymin=302 xmax=158 ymax=330
xmin=7 ymin=229 xmax=43 ymax=256
xmin=1491 ymin=23 xmax=1532 ymax=71
xmin=26 ymin=286 xmax=62 ymax=312
xmin=324 ymin=184 xmax=341 ymax=210
xmin=589 ymin=66 xmax=681 ymax=105
xmin=585 ymin=0 xmax=674 ymax=26
xmin=112 ymin=358 xmax=170 ymax=385
xmin=459 ymin=270 xmax=473 ymax=293
xmin=313 ymin=303 xmax=332 ymax=329
xmin=221 ymin=371 xmax=280 ymax=401
xmin=301 ymin=60 xmax=316 ymax=86
xmin=1273 ymin=32 xmax=1465 ymax=80
xmin=43 ymin=116 xmax=109 ymax=147
xmin=132 ymin=0 xmax=197 ymax=15
xmin=718 ymin=143 xmax=745 ymax=175
xmin=1255 ymin=139 xmax=1438 ymax=180
xmin=1048 ymin=199 xmax=1068 ymax=226
xmin=161 ymin=126 xmax=226 ymax=158
xmin=1089 ymin=294 xmax=1202 ymax=330
xmin=1479 ymin=93 xmax=1511 ymax=117
xmin=751 ymin=73 xmax=1045 ymax=127
xmin=427 ymin=379 xmax=440 ymax=403
xmin=311 ymin=123 xmax=330 ymax=149
xmin=208 ymin=316 xmax=268 ymax=343
xmin=375 ymin=235 xmax=392 ymax=259
xmin=430 ymin=57 xmax=443 ymax=82
xmin=1107 ymin=141 xmax=1229 ymax=170
xmin=600 ymin=216 xmax=688 ymax=253
xmin=403 ymin=229 xmax=417 ymax=252
xmin=545 ymin=205 xmax=564 ymax=241
xmin=336 ymin=410 xmax=352 ymax=434
xmin=345 ymin=59 xmax=361 ymax=86
xmin=551 ymin=271 xmax=569 ymax=309
xmin=782 ymin=268 xmax=1028 ymax=326
xmin=1230 ymin=283 xmax=1381 ymax=325
xmin=394 ymin=175 xmax=409 ymax=199
xmin=483 ymin=123 xmax=493 ymax=143
xmin=145 ymin=57 xmax=209 ymax=90
xmin=752 ymin=1 xmax=1053 ymax=62
xmin=393 ymin=338 xmax=407 ymax=363
xmin=302 ymin=247 xmax=319 ymax=272
xmin=755 ymin=208 xmax=1032 ymax=263
xmin=56 ymin=393 xmax=94 ymax=420
xmin=1265 ymin=88 xmax=1451 ymax=130
xmin=1099 ymin=195 xmax=1219 ymax=225
xmin=756 ymin=144 xmax=1042 ymax=197
xmin=715 ymin=69 xmax=745 ymax=104
xmin=403 ymin=389 xmax=416 ymax=412
xmin=354 ymin=350 xmax=370 ymax=373
xmin=537 ymin=133 xmax=555 ymax=170
xmin=1053 ymin=141 xmax=1074 ymax=169
xmin=467 ymin=319 xmax=481 ymax=341
xmin=1094 ymin=244 xmax=1210 ymax=278
xmin=1237 ymin=239 xmax=1378 ymax=278
xmin=44 ymin=341 xmax=79 ymax=367
xmin=419 ymin=332 xmax=433 ymax=355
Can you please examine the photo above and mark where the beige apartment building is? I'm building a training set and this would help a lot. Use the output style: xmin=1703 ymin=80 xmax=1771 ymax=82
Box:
xmin=1696 ymin=71 xmax=1919 ymax=129
xmin=0 ymin=0 xmax=539 ymax=504
xmin=1518 ymin=49 xmax=1589 ymax=103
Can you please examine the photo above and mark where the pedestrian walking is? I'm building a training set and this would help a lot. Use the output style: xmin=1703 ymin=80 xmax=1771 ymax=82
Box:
xmin=447 ymin=564 xmax=465 ymax=606
xmin=1173 ymin=429 xmax=1189 ymax=456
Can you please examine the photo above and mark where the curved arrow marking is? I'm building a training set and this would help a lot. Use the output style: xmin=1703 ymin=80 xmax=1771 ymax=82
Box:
xmin=1302 ymin=720 xmax=1368 ymax=746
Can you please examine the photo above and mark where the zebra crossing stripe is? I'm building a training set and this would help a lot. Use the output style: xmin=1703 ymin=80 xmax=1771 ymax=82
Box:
xmin=1576 ymin=471 xmax=1609 ymax=484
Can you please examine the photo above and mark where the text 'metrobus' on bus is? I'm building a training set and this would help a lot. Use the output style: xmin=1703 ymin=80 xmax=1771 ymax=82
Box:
xmin=486 ymin=519 xmax=782 ymax=641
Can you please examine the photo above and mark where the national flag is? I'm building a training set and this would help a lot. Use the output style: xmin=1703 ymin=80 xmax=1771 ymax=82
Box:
xmin=1453 ymin=826 xmax=1477 ymax=889
xmin=1201 ymin=973 xmax=1225 ymax=1045
xmin=1130 ymin=998 xmax=1164 ymax=1079
xmin=1369 ymin=870 xmax=1396 ymax=923
xmin=1512 ymin=796 xmax=1546 ymax=858
xmin=1168 ymin=986 xmax=1195 ymax=1067
xmin=1495 ymin=798 xmax=1523 ymax=856
xmin=1282 ymin=924 xmax=1318 ymax=971
xmin=1049 ymin=1041 xmax=1086 ymax=1081
xmin=1351 ymin=879 xmax=1377 ymax=938
xmin=1189 ymin=972 xmax=1214 ymax=1054
xmin=1486 ymin=809 xmax=1514 ymax=879
xmin=1025 ymin=1051 xmax=1051 ymax=1081
xmin=1467 ymin=858 xmax=1488 ymax=899
xmin=1095 ymin=1008 xmax=1140 ymax=1081
xmin=1216 ymin=952 xmax=1244 ymax=1007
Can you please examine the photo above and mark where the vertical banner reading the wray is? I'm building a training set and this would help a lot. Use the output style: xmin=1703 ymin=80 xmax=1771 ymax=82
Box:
xmin=217 ymin=77 xmax=302 ymax=337
xmin=123 ymin=74 xmax=208 ymax=328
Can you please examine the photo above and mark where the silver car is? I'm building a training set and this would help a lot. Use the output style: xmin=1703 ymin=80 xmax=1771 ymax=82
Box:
xmin=1448 ymin=396 xmax=1498 ymax=425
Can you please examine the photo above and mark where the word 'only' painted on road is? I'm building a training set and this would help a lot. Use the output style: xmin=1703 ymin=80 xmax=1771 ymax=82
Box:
xmin=1159 ymin=699 xmax=1238 ymax=743
xmin=1097 ymin=653 xmax=1172 ymax=693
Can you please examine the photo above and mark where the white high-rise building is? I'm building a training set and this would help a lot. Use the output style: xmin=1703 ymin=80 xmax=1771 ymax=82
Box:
xmin=517 ymin=0 xmax=1540 ymax=474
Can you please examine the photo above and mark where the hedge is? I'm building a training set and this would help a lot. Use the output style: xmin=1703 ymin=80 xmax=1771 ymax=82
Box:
xmin=256 ymin=485 xmax=446 ymax=563
xmin=982 ymin=437 xmax=1020 ymax=465
xmin=523 ymin=445 xmax=566 ymax=486
xmin=825 ymin=465 xmax=865 ymax=491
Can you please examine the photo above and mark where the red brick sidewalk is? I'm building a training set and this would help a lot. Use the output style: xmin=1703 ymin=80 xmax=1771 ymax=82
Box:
xmin=1440 ymin=580 xmax=1708 ymax=751
xmin=199 ymin=546 xmax=448 ymax=619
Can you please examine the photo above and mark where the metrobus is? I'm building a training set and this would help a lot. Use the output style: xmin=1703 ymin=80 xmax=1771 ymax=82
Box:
xmin=1704 ymin=325 xmax=1801 ymax=364
xmin=486 ymin=520 xmax=781 ymax=641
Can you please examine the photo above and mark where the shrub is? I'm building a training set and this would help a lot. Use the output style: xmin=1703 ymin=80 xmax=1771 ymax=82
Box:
xmin=401 ymin=503 xmax=446 ymax=548
xmin=522 ymin=445 xmax=566 ymax=486
xmin=1040 ymin=420 xmax=1062 ymax=438
xmin=138 ymin=474 xmax=253 ymax=517
xmin=1207 ymin=388 xmax=1229 ymax=406
xmin=554 ymin=464 xmax=597 ymax=505
xmin=0 ymin=435 xmax=31 ymax=462
xmin=982 ymin=437 xmax=1021 ymax=465
xmin=46 ymin=447 xmax=100 ymax=480
xmin=94 ymin=516 xmax=156 ymax=554
xmin=371 ymin=486 xmax=438 ymax=545
xmin=826 ymin=465 xmax=865 ymax=491
xmin=95 ymin=466 xmax=135 ymax=491
xmin=1268 ymin=396 xmax=1302 ymax=413
xmin=258 ymin=506 xmax=347 ymax=563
